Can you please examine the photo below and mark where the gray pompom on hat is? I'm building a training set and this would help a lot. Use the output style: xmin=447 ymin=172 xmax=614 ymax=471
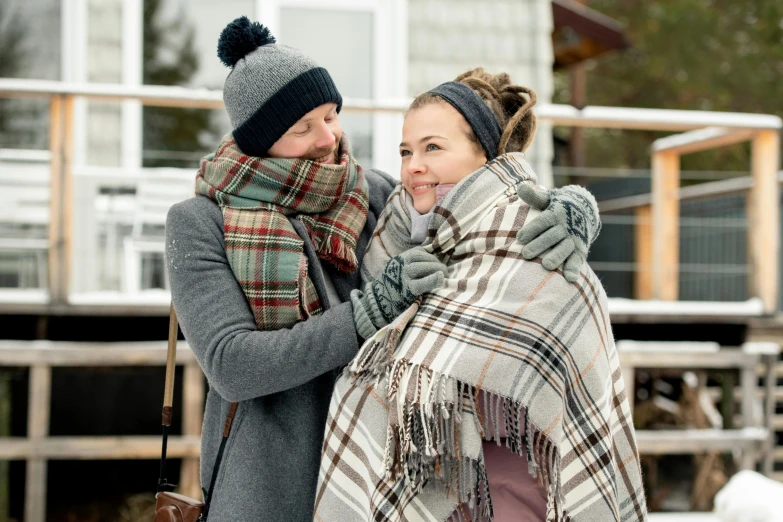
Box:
xmin=217 ymin=16 xmax=342 ymax=157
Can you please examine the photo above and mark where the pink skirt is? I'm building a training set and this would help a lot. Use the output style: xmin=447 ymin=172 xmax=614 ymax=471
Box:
xmin=481 ymin=441 xmax=547 ymax=522
xmin=449 ymin=393 xmax=548 ymax=521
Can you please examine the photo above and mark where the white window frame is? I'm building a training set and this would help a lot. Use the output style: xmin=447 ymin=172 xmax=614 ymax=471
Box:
xmin=65 ymin=0 xmax=408 ymax=172
xmin=256 ymin=0 xmax=408 ymax=176
xmin=121 ymin=0 xmax=143 ymax=170
xmin=61 ymin=0 xmax=88 ymax=167
xmin=62 ymin=0 xmax=143 ymax=170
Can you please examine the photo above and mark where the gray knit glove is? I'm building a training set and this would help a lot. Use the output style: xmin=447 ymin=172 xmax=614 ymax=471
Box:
xmin=351 ymin=247 xmax=448 ymax=339
xmin=516 ymin=184 xmax=601 ymax=283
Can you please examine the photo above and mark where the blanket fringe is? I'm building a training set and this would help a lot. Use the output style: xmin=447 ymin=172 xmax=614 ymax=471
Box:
xmin=348 ymin=339 xmax=568 ymax=522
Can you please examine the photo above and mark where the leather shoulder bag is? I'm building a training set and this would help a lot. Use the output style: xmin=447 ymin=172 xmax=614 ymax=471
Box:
xmin=154 ymin=303 xmax=238 ymax=522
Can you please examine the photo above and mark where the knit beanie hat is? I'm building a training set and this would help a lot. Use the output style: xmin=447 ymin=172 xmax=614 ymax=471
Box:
xmin=217 ymin=16 xmax=343 ymax=157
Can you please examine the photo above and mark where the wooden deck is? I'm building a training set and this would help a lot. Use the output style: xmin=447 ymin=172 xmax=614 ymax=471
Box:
xmin=649 ymin=515 xmax=721 ymax=522
xmin=0 ymin=338 xmax=778 ymax=522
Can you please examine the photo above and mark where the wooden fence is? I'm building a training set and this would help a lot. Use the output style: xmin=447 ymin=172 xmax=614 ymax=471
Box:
xmin=0 ymin=340 xmax=203 ymax=522
xmin=0 ymin=339 xmax=780 ymax=521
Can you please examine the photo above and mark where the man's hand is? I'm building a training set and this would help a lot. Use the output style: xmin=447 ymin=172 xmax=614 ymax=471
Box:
xmin=516 ymin=183 xmax=601 ymax=283
xmin=351 ymin=247 xmax=448 ymax=339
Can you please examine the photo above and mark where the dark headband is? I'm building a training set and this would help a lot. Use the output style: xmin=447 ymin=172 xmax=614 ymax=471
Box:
xmin=427 ymin=81 xmax=502 ymax=160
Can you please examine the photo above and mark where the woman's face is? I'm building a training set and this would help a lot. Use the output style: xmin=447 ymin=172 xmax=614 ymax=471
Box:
xmin=399 ymin=102 xmax=487 ymax=214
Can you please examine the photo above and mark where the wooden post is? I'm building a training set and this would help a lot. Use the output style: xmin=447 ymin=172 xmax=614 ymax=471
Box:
xmin=0 ymin=372 xmax=9 ymax=522
xmin=48 ymin=95 xmax=75 ymax=305
xmin=740 ymin=365 xmax=758 ymax=470
xmin=721 ymin=371 xmax=735 ymax=430
xmin=651 ymin=150 xmax=680 ymax=301
xmin=748 ymin=130 xmax=780 ymax=314
xmin=622 ymin=364 xmax=635 ymax=415
xmin=763 ymin=354 xmax=776 ymax=476
xmin=569 ymin=63 xmax=587 ymax=180
xmin=634 ymin=205 xmax=653 ymax=299
xmin=180 ymin=363 xmax=204 ymax=500
xmin=25 ymin=365 xmax=51 ymax=522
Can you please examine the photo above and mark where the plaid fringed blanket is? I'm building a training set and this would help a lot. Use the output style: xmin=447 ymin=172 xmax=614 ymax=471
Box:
xmin=195 ymin=134 xmax=368 ymax=330
xmin=314 ymin=153 xmax=647 ymax=522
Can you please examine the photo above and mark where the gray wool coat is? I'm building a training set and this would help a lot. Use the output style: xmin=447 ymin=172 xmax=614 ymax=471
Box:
xmin=165 ymin=169 xmax=397 ymax=522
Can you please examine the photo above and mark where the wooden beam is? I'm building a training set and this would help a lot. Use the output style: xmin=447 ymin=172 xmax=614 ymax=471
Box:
xmin=47 ymin=95 xmax=74 ymax=305
xmin=180 ymin=364 xmax=205 ymax=500
xmin=2 ymin=79 xmax=782 ymax=130
xmin=647 ymin=514 xmax=721 ymax=522
xmin=550 ymin=105 xmax=783 ymax=132
xmin=47 ymin=95 xmax=63 ymax=304
xmin=652 ymin=127 xmax=755 ymax=156
xmin=618 ymin=350 xmax=759 ymax=369
xmin=617 ymin=342 xmax=759 ymax=370
xmin=598 ymin=174 xmax=780 ymax=214
xmin=0 ymin=299 xmax=171 ymax=317
xmin=569 ymin=63 xmax=587 ymax=170
xmin=634 ymin=205 xmax=652 ymax=299
xmin=622 ymin=364 xmax=635 ymax=414
xmin=0 ymin=373 xmax=9 ymax=521
xmin=763 ymin=354 xmax=776 ymax=476
xmin=740 ymin=365 xmax=759 ymax=469
xmin=0 ymin=340 xmax=196 ymax=366
xmin=635 ymin=428 xmax=767 ymax=455
xmin=0 ymin=435 xmax=200 ymax=460
xmin=25 ymin=365 xmax=51 ymax=522
xmin=651 ymin=150 xmax=680 ymax=300
xmin=748 ymin=130 xmax=781 ymax=314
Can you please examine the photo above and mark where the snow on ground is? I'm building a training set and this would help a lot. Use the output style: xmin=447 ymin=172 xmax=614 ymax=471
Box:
xmin=714 ymin=470 xmax=783 ymax=522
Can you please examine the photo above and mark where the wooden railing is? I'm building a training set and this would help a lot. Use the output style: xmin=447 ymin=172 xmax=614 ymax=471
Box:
xmin=619 ymin=341 xmax=780 ymax=472
xmin=0 ymin=340 xmax=204 ymax=522
xmin=1 ymin=339 xmax=778 ymax=522
xmin=636 ymin=130 xmax=778 ymax=310
xmin=0 ymin=78 xmax=781 ymax=313
xmin=596 ymin=171 xmax=783 ymax=307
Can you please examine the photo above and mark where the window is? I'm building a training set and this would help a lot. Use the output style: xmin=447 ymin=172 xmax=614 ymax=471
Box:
xmin=259 ymin=0 xmax=408 ymax=175
xmin=279 ymin=8 xmax=374 ymax=166
xmin=141 ymin=0 xmax=254 ymax=168
xmin=0 ymin=0 xmax=61 ymax=149
xmin=0 ymin=0 xmax=60 ymax=290
xmin=61 ymin=0 xmax=405 ymax=295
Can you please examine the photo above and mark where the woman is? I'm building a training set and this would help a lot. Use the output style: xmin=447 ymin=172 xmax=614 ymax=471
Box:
xmin=314 ymin=68 xmax=647 ymax=522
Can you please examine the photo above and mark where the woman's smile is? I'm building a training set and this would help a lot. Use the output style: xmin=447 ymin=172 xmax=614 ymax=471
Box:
xmin=410 ymin=181 xmax=439 ymax=194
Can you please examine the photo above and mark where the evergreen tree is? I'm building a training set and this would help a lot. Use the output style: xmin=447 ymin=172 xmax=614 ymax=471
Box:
xmin=142 ymin=0 xmax=219 ymax=167
xmin=0 ymin=2 xmax=29 ymax=147
xmin=555 ymin=0 xmax=783 ymax=172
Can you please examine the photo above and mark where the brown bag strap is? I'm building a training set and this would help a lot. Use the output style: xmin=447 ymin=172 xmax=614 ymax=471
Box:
xmin=159 ymin=302 xmax=239 ymax=517
xmin=162 ymin=302 xmax=178 ymax=425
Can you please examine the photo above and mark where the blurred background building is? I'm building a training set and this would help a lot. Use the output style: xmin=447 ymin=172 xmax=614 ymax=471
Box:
xmin=0 ymin=0 xmax=635 ymax=297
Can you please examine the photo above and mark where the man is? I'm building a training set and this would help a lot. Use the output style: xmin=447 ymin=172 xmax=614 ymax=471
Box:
xmin=165 ymin=16 xmax=601 ymax=521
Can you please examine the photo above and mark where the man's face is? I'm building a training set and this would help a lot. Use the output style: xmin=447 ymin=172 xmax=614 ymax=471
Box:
xmin=267 ymin=103 xmax=342 ymax=164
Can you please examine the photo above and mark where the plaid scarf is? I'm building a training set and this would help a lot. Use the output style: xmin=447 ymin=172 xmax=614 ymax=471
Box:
xmin=314 ymin=154 xmax=647 ymax=522
xmin=195 ymin=134 xmax=368 ymax=330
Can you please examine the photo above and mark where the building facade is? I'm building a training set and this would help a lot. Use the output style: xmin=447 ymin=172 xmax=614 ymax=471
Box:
xmin=1 ymin=0 xmax=554 ymax=178
xmin=0 ymin=0 xmax=556 ymax=295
